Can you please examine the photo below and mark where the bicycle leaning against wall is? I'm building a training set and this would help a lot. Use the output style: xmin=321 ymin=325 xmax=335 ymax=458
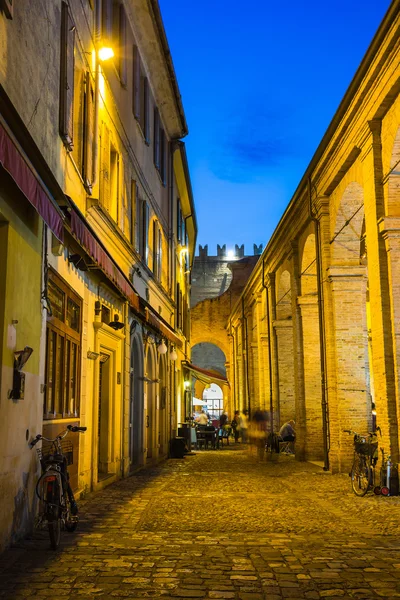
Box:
xmin=30 ymin=424 xmax=87 ymax=549
xmin=343 ymin=427 xmax=380 ymax=496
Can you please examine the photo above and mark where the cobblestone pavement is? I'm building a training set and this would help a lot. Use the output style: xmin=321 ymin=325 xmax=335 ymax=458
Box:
xmin=2 ymin=446 xmax=400 ymax=599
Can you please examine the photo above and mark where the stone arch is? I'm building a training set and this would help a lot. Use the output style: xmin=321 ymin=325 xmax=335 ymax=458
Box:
xmin=330 ymin=181 xmax=371 ymax=470
xmin=191 ymin=342 xmax=226 ymax=376
xmin=387 ymin=126 xmax=400 ymax=217
xmin=298 ymin=231 xmax=324 ymax=460
xmin=130 ymin=329 xmax=144 ymax=470
xmin=274 ymin=268 xmax=295 ymax=428
xmin=300 ymin=233 xmax=317 ymax=296
xmin=276 ymin=269 xmax=291 ymax=320
xmin=332 ymin=181 xmax=364 ymax=265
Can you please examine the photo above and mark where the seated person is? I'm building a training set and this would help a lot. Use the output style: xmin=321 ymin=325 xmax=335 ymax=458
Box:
xmin=279 ymin=420 xmax=295 ymax=452
xmin=196 ymin=410 xmax=208 ymax=426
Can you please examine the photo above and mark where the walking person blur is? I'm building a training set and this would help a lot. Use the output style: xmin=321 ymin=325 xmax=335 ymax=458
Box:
xmin=231 ymin=410 xmax=240 ymax=443
xmin=250 ymin=408 xmax=269 ymax=460
xmin=240 ymin=410 xmax=249 ymax=444
xmin=219 ymin=411 xmax=229 ymax=428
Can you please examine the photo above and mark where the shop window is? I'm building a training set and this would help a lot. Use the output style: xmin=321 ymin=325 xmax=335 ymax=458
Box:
xmin=44 ymin=270 xmax=82 ymax=420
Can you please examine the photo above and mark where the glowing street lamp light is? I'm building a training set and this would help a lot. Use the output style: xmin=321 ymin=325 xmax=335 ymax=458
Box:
xmin=98 ymin=47 xmax=114 ymax=61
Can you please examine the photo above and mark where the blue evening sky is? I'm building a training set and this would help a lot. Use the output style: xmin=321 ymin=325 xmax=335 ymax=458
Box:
xmin=158 ymin=0 xmax=392 ymax=256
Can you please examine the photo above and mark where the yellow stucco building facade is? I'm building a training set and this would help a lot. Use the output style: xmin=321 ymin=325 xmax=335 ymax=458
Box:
xmin=0 ymin=0 xmax=196 ymax=550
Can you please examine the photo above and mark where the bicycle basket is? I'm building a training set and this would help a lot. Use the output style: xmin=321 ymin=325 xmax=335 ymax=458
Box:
xmin=36 ymin=440 xmax=73 ymax=466
xmin=354 ymin=439 xmax=378 ymax=457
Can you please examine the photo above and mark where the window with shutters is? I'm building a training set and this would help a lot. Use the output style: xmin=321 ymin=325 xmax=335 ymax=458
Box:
xmin=102 ymin=0 xmax=113 ymax=46
xmin=44 ymin=270 xmax=82 ymax=420
xmin=154 ymin=109 xmax=167 ymax=185
xmin=110 ymin=143 xmax=119 ymax=223
xmin=129 ymin=180 xmax=137 ymax=246
xmin=118 ymin=3 xmax=127 ymax=86
xmin=138 ymin=198 xmax=149 ymax=264
xmin=143 ymin=78 xmax=150 ymax=144
xmin=100 ymin=122 xmax=111 ymax=212
xmin=152 ymin=221 xmax=163 ymax=282
xmin=81 ymin=72 xmax=94 ymax=190
xmin=177 ymin=200 xmax=183 ymax=243
xmin=154 ymin=108 xmax=160 ymax=169
xmin=176 ymin=282 xmax=181 ymax=330
xmin=132 ymin=45 xmax=150 ymax=142
xmin=59 ymin=2 xmax=75 ymax=151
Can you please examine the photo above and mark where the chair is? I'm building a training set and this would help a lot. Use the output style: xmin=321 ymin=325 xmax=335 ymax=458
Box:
xmin=279 ymin=438 xmax=294 ymax=454
xmin=204 ymin=426 xmax=217 ymax=449
xmin=196 ymin=426 xmax=206 ymax=450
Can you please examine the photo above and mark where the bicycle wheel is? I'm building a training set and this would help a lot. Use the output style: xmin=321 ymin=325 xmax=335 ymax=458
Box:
xmin=351 ymin=455 xmax=371 ymax=496
xmin=48 ymin=518 xmax=61 ymax=549
xmin=64 ymin=497 xmax=78 ymax=532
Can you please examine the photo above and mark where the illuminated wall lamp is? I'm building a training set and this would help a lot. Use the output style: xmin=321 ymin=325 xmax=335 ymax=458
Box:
xmin=157 ymin=340 xmax=167 ymax=354
xmin=169 ymin=346 xmax=177 ymax=361
xmin=98 ymin=47 xmax=114 ymax=61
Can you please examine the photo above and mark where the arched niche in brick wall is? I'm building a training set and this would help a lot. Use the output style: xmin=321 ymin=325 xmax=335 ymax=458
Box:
xmin=387 ymin=126 xmax=400 ymax=217
xmin=191 ymin=342 xmax=227 ymax=377
xmin=300 ymin=234 xmax=317 ymax=296
xmin=276 ymin=269 xmax=291 ymax=320
xmin=332 ymin=181 xmax=364 ymax=265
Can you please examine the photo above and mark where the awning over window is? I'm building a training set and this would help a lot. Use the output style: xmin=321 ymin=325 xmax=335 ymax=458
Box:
xmin=183 ymin=361 xmax=229 ymax=386
xmin=70 ymin=209 xmax=139 ymax=311
xmin=0 ymin=122 xmax=64 ymax=241
xmin=146 ymin=310 xmax=183 ymax=349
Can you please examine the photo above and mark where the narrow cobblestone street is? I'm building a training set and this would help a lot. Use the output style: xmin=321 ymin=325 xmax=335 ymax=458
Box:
xmin=2 ymin=447 xmax=400 ymax=599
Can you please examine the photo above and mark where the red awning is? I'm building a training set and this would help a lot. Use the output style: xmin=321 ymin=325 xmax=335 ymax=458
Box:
xmin=183 ymin=362 xmax=230 ymax=386
xmin=146 ymin=310 xmax=183 ymax=349
xmin=70 ymin=209 xmax=139 ymax=311
xmin=0 ymin=122 xmax=64 ymax=241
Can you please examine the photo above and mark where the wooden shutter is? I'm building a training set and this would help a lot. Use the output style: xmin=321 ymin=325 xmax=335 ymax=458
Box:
xmin=176 ymin=283 xmax=181 ymax=329
xmin=152 ymin=220 xmax=157 ymax=274
xmin=135 ymin=184 xmax=140 ymax=252
xmin=133 ymin=46 xmax=141 ymax=119
xmin=100 ymin=122 xmax=110 ymax=212
xmin=158 ymin=228 xmax=162 ymax=282
xmin=154 ymin=108 xmax=160 ymax=169
xmin=143 ymin=202 xmax=149 ymax=264
xmin=84 ymin=73 xmax=94 ymax=189
xmin=102 ymin=0 xmax=113 ymax=44
xmin=177 ymin=201 xmax=182 ymax=243
xmin=160 ymin=129 xmax=166 ymax=184
xmin=59 ymin=2 xmax=75 ymax=151
xmin=144 ymin=78 xmax=150 ymax=143
xmin=119 ymin=4 xmax=127 ymax=86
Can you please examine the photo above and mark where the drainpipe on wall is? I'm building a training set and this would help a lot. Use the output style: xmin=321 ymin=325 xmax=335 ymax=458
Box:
xmin=242 ymin=297 xmax=251 ymax=415
xmin=262 ymin=260 xmax=274 ymax=433
xmin=308 ymin=177 xmax=330 ymax=471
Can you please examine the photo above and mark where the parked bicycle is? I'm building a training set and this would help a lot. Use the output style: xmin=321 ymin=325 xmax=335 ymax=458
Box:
xmin=344 ymin=427 xmax=380 ymax=496
xmin=30 ymin=424 xmax=87 ymax=549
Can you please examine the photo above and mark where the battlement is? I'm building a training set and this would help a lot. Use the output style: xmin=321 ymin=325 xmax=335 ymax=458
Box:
xmin=197 ymin=243 xmax=263 ymax=259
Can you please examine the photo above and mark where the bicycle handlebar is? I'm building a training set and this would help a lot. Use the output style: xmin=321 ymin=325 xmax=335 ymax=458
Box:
xmin=29 ymin=425 xmax=87 ymax=448
xmin=67 ymin=425 xmax=87 ymax=433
